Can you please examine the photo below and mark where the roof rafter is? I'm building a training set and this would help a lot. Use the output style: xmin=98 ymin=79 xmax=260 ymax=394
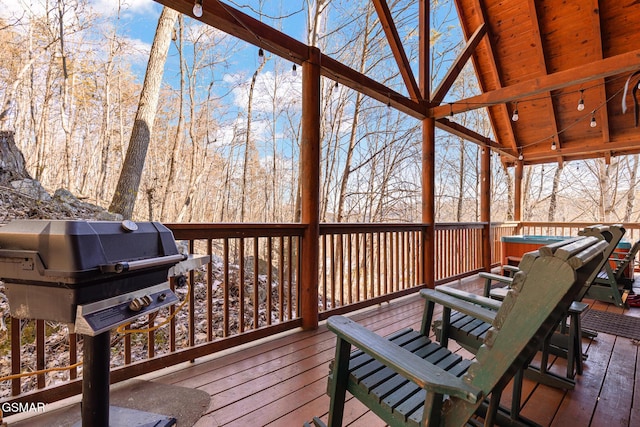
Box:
xmin=371 ymin=0 xmax=422 ymax=102
xmin=589 ymin=0 xmax=611 ymax=144
xmin=430 ymin=48 xmax=640 ymax=119
xmin=457 ymin=0 xmax=519 ymax=154
xmin=430 ymin=23 xmax=487 ymax=105
xmin=435 ymin=118 xmax=512 ymax=158
xmin=527 ymin=0 xmax=561 ymax=149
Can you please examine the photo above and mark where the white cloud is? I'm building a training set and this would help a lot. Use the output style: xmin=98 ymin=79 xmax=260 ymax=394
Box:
xmin=228 ymin=70 xmax=302 ymax=113
xmin=89 ymin=0 xmax=158 ymax=18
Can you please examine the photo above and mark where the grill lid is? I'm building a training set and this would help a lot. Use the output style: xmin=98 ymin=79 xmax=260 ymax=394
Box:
xmin=0 ymin=219 xmax=181 ymax=284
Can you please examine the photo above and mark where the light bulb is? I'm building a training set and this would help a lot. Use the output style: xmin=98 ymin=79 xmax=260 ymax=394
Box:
xmin=518 ymin=153 xmax=524 ymax=161
xmin=577 ymin=89 xmax=585 ymax=111
xmin=292 ymin=64 xmax=297 ymax=77
xmin=258 ymin=48 xmax=265 ymax=65
xmin=637 ymin=81 xmax=640 ymax=90
xmin=590 ymin=115 xmax=597 ymax=127
xmin=512 ymin=109 xmax=519 ymax=122
xmin=551 ymin=140 xmax=557 ymax=150
xmin=193 ymin=0 xmax=203 ymax=17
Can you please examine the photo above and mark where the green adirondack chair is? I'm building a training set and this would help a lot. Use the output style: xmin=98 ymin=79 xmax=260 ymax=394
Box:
xmin=310 ymin=235 xmax=606 ymax=427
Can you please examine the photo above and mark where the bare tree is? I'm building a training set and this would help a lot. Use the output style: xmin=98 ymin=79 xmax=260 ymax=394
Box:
xmin=547 ymin=163 xmax=563 ymax=221
xmin=109 ymin=7 xmax=178 ymax=219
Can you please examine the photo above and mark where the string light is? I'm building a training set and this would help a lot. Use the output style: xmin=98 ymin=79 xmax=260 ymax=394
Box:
xmin=192 ymin=0 xmax=203 ymax=17
xmin=577 ymin=89 xmax=585 ymax=111
xmin=258 ymin=48 xmax=265 ymax=65
xmin=590 ymin=112 xmax=597 ymax=128
xmin=518 ymin=150 xmax=524 ymax=161
xmin=511 ymin=102 xmax=519 ymax=122
xmin=449 ymin=103 xmax=454 ymax=118
xmin=291 ymin=64 xmax=297 ymax=77
xmin=551 ymin=138 xmax=557 ymax=150
xmin=334 ymin=81 xmax=339 ymax=89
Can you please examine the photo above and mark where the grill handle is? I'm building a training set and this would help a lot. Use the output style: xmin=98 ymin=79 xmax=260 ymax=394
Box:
xmin=100 ymin=254 xmax=186 ymax=274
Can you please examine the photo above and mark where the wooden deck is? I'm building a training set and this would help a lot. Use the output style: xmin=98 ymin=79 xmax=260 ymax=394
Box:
xmin=149 ymin=274 xmax=640 ymax=427
xmin=10 ymin=274 xmax=639 ymax=426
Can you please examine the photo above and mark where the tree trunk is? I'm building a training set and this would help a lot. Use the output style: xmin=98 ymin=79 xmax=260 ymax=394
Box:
xmin=625 ymin=154 xmax=638 ymax=222
xmin=0 ymin=131 xmax=30 ymax=180
xmin=456 ymin=141 xmax=465 ymax=221
xmin=240 ymin=61 xmax=266 ymax=222
xmin=161 ymin=15 xmax=185 ymax=221
xmin=109 ymin=7 xmax=178 ymax=219
xmin=547 ymin=164 xmax=563 ymax=221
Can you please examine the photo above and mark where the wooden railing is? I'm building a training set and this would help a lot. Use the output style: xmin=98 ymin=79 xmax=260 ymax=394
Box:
xmin=0 ymin=221 xmax=516 ymax=406
xmin=318 ymin=224 xmax=426 ymax=318
xmin=0 ymin=223 xmax=305 ymax=406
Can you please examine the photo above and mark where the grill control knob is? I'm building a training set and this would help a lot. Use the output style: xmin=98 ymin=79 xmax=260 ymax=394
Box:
xmin=129 ymin=299 xmax=143 ymax=312
xmin=128 ymin=296 xmax=152 ymax=312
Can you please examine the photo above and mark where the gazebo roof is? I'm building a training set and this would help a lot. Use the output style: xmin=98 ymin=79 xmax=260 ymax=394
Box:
xmin=441 ymin=0 xmax=640 ymax=166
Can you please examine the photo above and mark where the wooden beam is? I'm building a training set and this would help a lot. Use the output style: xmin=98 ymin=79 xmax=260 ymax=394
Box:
xmin=455 ymin=0 xmax=518 ymax=154
xmin=431 ymin=23 xmax=487 ymax=105
xmin=589 ymin=0 xmax=611 ymax=145
xmin=420 ymin=0 xmax=434 ymax=288
xmin=423 ymin=118 xmax=436 ymax=287
xmin=153 ymin=0 xmax=426 ymax=119
xmin=435 ymin=118 xmax=517 ymax=160
xmin=419 ymin=0 xmax=430 ymax=100
xmin=319 ymin=55 xmax=425 ymax=118
xmin=431 ymin=48 xmax=640 ymax=119
xmin=527 ymin=0 xmax=561 ymax=149
xmin=480 ymin=148 xmax=491 ymax=272
xmin=510 ymin=136 xmax=640 ymax=165
xmin=300 ymin=47 xmax=321 ymax=330
xmin=372 ymin=0 xmax=422 ymax=102
xmin=514 ymin=160 xmax=523 ymax=221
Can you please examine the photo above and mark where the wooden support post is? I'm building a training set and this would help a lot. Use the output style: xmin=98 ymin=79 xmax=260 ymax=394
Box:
xmin=300 ymin=46 xmax=321 ymax=330
xmin=420 ymin=0 xmax=434 ymax=288
xmin=481 ymin=148 xmax=492 ymax=272
xmin=514 ymin=159 xmax=523 ymax=222
xmin=422 ymin=118 xmax=436 ymax=287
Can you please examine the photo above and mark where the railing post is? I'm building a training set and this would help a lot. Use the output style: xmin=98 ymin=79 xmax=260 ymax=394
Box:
xmin=300 ymin=47 xmax=321 ymax=330
xmin=481 ymin=148 xmax=492 ymax=271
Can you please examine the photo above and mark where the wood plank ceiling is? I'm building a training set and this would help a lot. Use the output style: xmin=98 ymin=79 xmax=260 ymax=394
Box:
xmin=445 ymin=0 xmax=640 ymax=166
xmin=153 ymin=0 xmax=640 ymax=167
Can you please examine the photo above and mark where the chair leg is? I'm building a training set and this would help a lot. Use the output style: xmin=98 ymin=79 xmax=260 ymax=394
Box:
xmin=485 ymin=389 xmax=502 ymax=427
xmin=327 ymin=337 xmax=351 ymax=427
xmin=511 ymin=368 xmax=523 ymax=419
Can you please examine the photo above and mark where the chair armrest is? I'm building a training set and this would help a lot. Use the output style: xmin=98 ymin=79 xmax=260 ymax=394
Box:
xmin=421 ymin=289 xmax=497 ymax=324
xmin=502 ymin=264 xmax=520 ymax=275
xmin=434 ymin=285 xmax=502 ymax=311
xmin=479 ymin=272 xmax=514 ymax=285
xmin=327 ymin=315 xmax=482 ymax=404
xmin=479 ymin=272 xmax=514 ymax=296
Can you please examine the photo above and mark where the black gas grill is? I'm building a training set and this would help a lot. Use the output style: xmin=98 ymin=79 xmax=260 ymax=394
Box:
xmin=0 ymin=219 xmax=200 ymax=427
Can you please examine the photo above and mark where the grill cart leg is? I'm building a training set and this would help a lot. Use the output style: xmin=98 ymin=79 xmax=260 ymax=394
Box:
xmin=82 ymin=331 xmax=111 ymax=427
